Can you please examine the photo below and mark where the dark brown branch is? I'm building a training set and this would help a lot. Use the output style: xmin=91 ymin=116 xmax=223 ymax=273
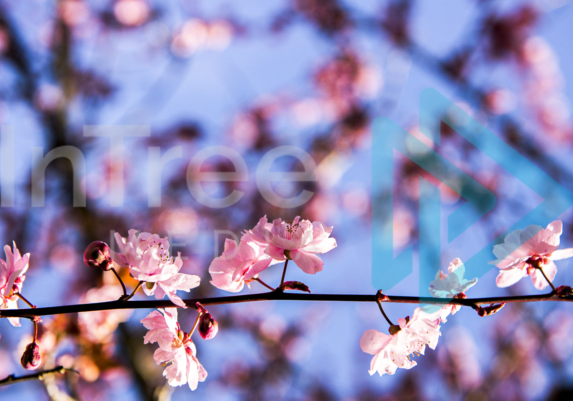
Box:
xmin=0 ymin=366 xmax=78 ymax=387
xmin=0 ymin=291 xmax=570 ymax=319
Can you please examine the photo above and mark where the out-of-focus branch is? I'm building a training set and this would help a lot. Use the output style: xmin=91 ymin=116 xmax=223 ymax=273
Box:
xmin=0 ymin=366 xmax=78 ymax=388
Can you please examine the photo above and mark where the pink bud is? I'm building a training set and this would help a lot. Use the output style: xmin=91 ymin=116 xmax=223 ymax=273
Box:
xmin=198 ymin=312 xmax=219 ymax=340
xmin=83 ymin=241 xmax=113 ymax=271
xmin=20 ymin=343 xmax=41 ymax=370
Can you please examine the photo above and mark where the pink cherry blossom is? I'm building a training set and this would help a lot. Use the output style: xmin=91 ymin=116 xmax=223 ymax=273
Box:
xmin=0 ymin=243 xmax=30 ymax=327
xmin=78 ymin=285 xmax=133 ymax=343
xmin=360 ymin=307 xmax=441 ymax=376
xmin=490 ymin=220 xmax=573 ymax=290
xmin=426 ymin=258 xmax=478 ymax=322
xmin=113 ymin=230 xmax=200 ymax=307
xmin=141 ymin=308 xmax=207 ymax=390
xmin=208 ymin=238 xmax=278 ymax=292
xmin=246 ymin=216 xmax=337 ymax=274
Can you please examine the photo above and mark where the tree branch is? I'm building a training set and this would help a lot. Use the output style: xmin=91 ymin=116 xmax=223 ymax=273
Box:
xmin=0 ymin=291 xmax=570 ymax=319
xmin=0 ymin=366 xmax=78 ymax=387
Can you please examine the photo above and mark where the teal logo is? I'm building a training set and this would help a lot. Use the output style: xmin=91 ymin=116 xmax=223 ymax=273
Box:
xmin=372 ymin=88 xmax=573 ymax=295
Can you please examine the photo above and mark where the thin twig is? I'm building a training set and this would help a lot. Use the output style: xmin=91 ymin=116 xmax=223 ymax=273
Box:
xmin=255 ymin=277 xmax=276 ymax=291
xmin=376 ymin=296 xmax=394 ymax=326
xmin=0 ymin=291 xmax=570 ymax=319
xmin=110 ymin=267 xmax=128 ymax=297
xmin=0 ymin=366 xmax=78 ymax=387
xmin=189 ymin=309 xmax=203 ymax=337
xmin=279 ymin=259 xmax=289 ymax=289
xmin=121 ymin=281 xmax=144 ymax=302
xmin=15 ymin=292 xmax=35 ymax=308
xmin=537 ymin=266 xmax=557 ymax=292
xmin=33 ymin=317 xmax=38 ymax=342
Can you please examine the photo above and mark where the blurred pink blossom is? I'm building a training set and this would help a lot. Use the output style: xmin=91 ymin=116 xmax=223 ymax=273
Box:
xmin=113 ymin=0 xmax=149 ymax=27
xmin=78 ymin=285 xmax=133 ymax=343
xmin=59 ymin=0 xmax=89 ymax=26
xmin=141 ymin=308 xmax=207 ymax=390
xmin=491 ymin=220 xmax=573 ymax=290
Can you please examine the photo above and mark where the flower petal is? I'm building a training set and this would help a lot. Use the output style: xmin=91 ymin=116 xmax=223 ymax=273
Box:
xmin=360 ymin=329 xmax=391 ymax=355
xmin=496 ymin=267 xmax=527 ymax=288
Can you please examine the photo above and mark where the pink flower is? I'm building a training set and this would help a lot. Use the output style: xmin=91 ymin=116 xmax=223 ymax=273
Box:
xmin=490 ymin=220 xmax=573 ymax=290
xmin=0 ymin=243 xmax=30 ymax=327
xmin=141 ymin=308 xmax=207 ymax=390
xmin=208 ymin=238 xmax=278 ymax=292
xmin=360 ymin=308 xmax=441 ymax=376
xmin=425 ymin=258 xmax=477 ymax=323
xmin=246 ymin=216 xmax=337 ymax=274
xmin=113 ymin=230 xmax=200 ymax=307
xmin=78 ymin=285 xmax=133 ymax=343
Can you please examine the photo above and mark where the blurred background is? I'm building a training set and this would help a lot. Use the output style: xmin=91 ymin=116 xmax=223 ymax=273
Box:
xmin=0 ymin=0 xmax=573 ymax=400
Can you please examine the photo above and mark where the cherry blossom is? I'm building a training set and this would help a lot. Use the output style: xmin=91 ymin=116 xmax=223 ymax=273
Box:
xmin=0 ymin=243 xmax=30 ymax=327
xmin=141 ymin=308 xmax=207 ymax=390
xmin=246 ymin=216 xmax=337 ymax=274
xmin=360 ymin=308 xmax=441 ymax=376
xmin=425 ymin=258 xmax=478 ymax=322
xmin=209 ymin=238 xmax=278 ymax=292
xmin=490 ymin=220 xmax=573 ymax=290
xmin=113 ymin=230 xmax=201 ymax=307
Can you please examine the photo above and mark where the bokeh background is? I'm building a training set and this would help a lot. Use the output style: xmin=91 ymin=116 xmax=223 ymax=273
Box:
xmin=1 ymin=0 xmax=573 ymax=400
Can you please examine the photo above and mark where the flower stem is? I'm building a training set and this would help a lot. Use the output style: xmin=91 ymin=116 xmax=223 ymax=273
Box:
xmin=15 ymin=293 xmax=35 ymax=309
xmin=32 ymin=318 xmax=38 ymax=343
xmin=121 ymin=281 xmax=144 ymax=302
xmin=189 ymin=309 xmax=203 ymax=337
xmin=110 ymin=267 xmax=128 ymax=297
xmin=537 ymin=266 xmax=557 ymax=292
xmin=279 ymin=259 xmax=289 ymax=290
xmin=376 ymin=296 xmax=394 ymax=326
xmin=255 ymin=278 xmax=276 ymax=292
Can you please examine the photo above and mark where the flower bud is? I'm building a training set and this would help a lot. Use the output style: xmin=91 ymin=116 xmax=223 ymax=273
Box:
xmin=20 ymin=342 xmax=41 ymax=370
xmin=198 ymin=312 xmax=219 ymax=340
xmin=388 ymin=325 xmax=401 ymax=335
xmin=83 ymin=241 xmax=113 ymax=271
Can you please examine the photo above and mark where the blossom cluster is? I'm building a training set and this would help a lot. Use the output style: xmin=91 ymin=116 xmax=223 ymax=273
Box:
xmin=360 ymin=219 xmax=573 ymax=377
xmin=361 ymin=257 xmax=476 ymax=376
xmin=141 ymin=308 xmax=207 ymax=390
xmin=1 ymin=218 xmax=572 ymax=391
xmin=209 ymin=215 xmax=337 ymax=292
xmin=112 ymin=230 xmax=201 ymax=307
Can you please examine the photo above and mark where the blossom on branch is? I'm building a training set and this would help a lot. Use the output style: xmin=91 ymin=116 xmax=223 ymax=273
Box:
xmin=424 ymin=258 xmax=478 ymax=322
xmin=246 ymin=215 xmax=337 ymax=274
xmin=360 ymin=308 xmax=441 ymax=376
xmin=490 ymin=220 xmax=573 ymax=290
xmin=141 ymin=308 xmax=207 ymax=390
xmin=113 ymin=230 xmax=200 ymax=307
xmin=0 ymin=243 xmax=30 ymax=327
xmin=209 ymin=238 xmax=278 ymax=292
